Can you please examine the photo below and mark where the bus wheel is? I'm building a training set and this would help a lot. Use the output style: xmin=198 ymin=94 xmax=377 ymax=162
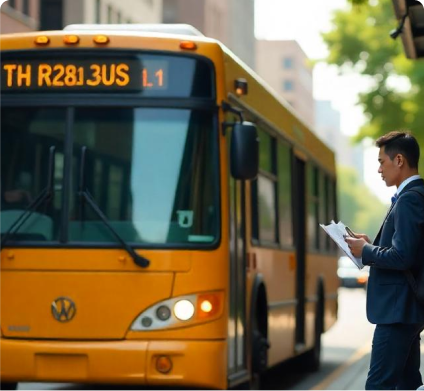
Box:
xmin=248 ymin=280 xmax=269 ymax=389
xmin=235 ymin=373 xmax=261 ymax=391
xmin=252 ymin=329 xmax=269 ymax=374
xmin=250 ymin=329 xmax=269 ymax=388
xmin=1 ymin=383 xmax=17 ymax=390
xmin=302 ymin=298 xmax=324 ymax=372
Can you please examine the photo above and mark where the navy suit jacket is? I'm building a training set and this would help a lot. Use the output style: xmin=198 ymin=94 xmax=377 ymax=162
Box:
xmin=362 ymin=178 xmax=424 ymax=324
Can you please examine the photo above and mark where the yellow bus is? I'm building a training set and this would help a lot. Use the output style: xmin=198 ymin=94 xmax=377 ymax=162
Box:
xmin=0 ymin=25 xmax=338 ymax=389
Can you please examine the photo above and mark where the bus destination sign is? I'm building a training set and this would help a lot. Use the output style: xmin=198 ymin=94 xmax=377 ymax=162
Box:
xmin=1 ymin=57 xmax=168 ymax=93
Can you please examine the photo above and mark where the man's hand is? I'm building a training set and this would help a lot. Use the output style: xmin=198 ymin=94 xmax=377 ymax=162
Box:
xmin=353 ymin=233 xmax=371 ymax=243
xmin=345 ymin=237 xmax=367 ymax=257
xmin=348 ymin=230 xmax=371 ymax=244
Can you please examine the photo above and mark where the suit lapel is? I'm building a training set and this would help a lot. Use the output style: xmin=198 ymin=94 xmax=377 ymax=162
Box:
xmin=374 ymin=204 xmax=394 ymax=244
xmin=373 ymin=178 xmax=424 ymax=245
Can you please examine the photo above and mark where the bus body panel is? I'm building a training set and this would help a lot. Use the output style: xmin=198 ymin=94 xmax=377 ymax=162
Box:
xmin=1 ymin=338 xmax=227 ymax=389
xmin=221 ymin=42 xmax=338 ymax=369
xmin=1 ymin=248 xmax=191 ymax=272
xmin=249 ymin=247 xmax=297 ymax=366
xmin=1 ymin=270 xmax=174 ymax=339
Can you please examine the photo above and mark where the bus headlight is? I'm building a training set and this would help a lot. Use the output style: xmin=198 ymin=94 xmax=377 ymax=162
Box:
xmin=129 ymin=291 xmax=223 ymax=331
xmin=173 ymin=299 xmax=195 ymax=321
xmin=156 ymin=305 xmax=171 ymax=321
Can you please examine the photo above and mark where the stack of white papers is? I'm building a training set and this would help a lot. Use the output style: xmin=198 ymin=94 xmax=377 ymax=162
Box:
xmin=320 ymin=220 xmax=364 ymax=269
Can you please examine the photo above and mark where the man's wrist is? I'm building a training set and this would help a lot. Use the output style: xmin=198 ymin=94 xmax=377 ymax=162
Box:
xmin=362 ymin=243 xmax=376 ymax=266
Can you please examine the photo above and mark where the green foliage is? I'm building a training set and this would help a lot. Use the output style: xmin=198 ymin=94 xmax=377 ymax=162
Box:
xmin=347 ymin=0 xmax=369 ymax=4
xmin=337 ymin=166 xmax=388 ymax=239
xmin=322 ymin=0 xmax=424 ymax=172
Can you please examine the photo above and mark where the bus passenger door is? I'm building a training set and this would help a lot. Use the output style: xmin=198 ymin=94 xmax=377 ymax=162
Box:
xmin=228 ymin=177 xmax=248 ymax=381
xmin=293 ymin=156 xmax=306 ymax=350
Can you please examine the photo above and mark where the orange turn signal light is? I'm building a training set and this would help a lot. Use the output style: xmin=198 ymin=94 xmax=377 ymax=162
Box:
xmin=64 ymin=35 xmax=80 ymax=45
xmin=235 ymin=78 xmax=248 ymax=96
xmin=34 ymin=36 xmax=50 ymax=46
xmin=93 ymin=35 xmax=110 ymax=44
xmin=180 ymin=41 xmax=197 ymax=50
xmin=156 ymin=356 xmax=172 ymax=374
xmin=197 ymin=293 xmax=221 ymax=319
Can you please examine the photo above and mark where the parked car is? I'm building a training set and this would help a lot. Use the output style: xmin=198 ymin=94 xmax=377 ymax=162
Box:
xmin=337 ymin=256 xmax=369 ymax=288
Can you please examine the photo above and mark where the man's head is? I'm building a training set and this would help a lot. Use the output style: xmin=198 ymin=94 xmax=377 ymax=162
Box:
xmin=376 ymin=131 xmax=420 ymax=187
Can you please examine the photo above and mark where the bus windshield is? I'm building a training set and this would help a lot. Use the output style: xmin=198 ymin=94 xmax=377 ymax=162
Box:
xmin=1 ymin=107 xmax=219 ymax=247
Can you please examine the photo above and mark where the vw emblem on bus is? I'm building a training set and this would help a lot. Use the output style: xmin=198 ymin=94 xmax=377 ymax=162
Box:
xmin=51 ymin=297 xmax=76 ymax=322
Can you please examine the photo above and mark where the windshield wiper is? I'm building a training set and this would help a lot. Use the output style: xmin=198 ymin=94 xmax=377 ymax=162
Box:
xmin=1 ymin=146 xmax=56 ymax=248
xmin=78 ymin=146 xmax=150 ymax=268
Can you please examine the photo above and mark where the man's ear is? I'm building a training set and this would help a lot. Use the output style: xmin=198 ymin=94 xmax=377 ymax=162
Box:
xmin=396 ymin=154 xmax=404 ymax=167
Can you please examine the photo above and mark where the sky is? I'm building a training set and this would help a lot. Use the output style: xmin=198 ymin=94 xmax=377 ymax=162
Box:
xmin=255 ymin=0 xmax=394 ymax=204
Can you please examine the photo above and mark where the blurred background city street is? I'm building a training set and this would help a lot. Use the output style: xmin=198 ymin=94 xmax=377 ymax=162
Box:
xmin=2 ymin=0 xmax=424 ymax=389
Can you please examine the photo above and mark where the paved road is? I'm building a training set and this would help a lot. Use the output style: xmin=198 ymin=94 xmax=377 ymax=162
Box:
xmin=18 ymin=288 xmax=378 ymax=390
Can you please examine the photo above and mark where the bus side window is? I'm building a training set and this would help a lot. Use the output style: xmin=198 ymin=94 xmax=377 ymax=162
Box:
xmin=318 ymin=170 xmax=326 ymax=251
xmin=307 ymin=164 xmax=319 ymax=250
xmin=251 ymin=129 xmax=278 ymax=245
xmin=277 ymin=141 xmax=293 ymax=247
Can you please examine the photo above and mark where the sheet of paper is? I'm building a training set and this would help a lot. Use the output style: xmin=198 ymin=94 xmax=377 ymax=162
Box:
xmin=320 ymin=221 xmax=364 ymax=269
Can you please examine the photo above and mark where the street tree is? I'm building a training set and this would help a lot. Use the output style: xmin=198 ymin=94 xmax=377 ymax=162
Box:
xmin=337 ymin=166 xmax=387 ymax=239
xmin=323 ymin=0 xmax=424 ymax=172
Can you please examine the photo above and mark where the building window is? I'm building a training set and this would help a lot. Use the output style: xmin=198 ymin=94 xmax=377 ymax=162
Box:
xmin=283 ymin=80 xmax=294 ymax=92
xmin=163 ymin=1 xmax=177 ymax=23
xmin=283 ymin=57 xmax=293 ymax=69
xmin=107 ymin=5 xmax=113 ymax=23
xmin=22 ymin=0 xmax=30 ymax=15
xmin=8 ymin=0 xmax=15 ymax=8
xmin=40 ymin=0 xmax=64 ymax=30
xmin=95 ymin=0 xmax=101 ymax=23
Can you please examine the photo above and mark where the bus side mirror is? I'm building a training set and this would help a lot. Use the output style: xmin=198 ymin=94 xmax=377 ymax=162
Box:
xmin=230 ymin=122 xmax=259 ymax=180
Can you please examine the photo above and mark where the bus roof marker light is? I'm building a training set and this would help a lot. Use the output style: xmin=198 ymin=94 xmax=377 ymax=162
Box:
xmin=180 ymin=41 xmax=197 ymax=50
xmin=64 ymin=35 xmax=80 ymax=45
xmin=35 ymin=36 xmax=50 ymax=46
xmin=235 ymin=78 xmax=248 ymax=96
xmin=93 ymin=35 xmax=110 ymax=44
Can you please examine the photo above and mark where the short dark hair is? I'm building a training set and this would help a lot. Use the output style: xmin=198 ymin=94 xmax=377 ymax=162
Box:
xmin=375 ymin=131 xmax=420 ymax=169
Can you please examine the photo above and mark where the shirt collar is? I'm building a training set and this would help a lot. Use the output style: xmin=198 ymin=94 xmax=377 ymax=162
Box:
xmin=396 ymin=174 xmax=421 ymax=196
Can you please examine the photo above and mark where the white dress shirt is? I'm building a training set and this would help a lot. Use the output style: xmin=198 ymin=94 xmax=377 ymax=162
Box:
xmin=396 ymin=174 xmax=421 ymax=197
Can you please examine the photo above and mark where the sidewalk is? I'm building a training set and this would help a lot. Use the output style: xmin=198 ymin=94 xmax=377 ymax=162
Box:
xmin=314 ymin=288 xmax=424 ymax=390
xmin=323 ymin=342 xmax=424 ymax=390
xmin=324 ymin=348 xmax=370 ymax=390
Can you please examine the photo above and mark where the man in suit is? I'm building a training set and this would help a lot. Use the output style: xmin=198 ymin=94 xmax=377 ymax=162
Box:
xmin=346 ymin=131 xmax=424 ymax=390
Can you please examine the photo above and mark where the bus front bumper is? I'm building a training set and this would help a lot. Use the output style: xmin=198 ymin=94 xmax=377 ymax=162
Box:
xmin=0 ymin=338 xmax=227 ymax=389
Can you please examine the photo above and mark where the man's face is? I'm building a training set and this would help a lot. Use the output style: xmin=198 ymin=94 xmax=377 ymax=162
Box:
xmin=378 ymin=146 xmax=400 ymax=187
